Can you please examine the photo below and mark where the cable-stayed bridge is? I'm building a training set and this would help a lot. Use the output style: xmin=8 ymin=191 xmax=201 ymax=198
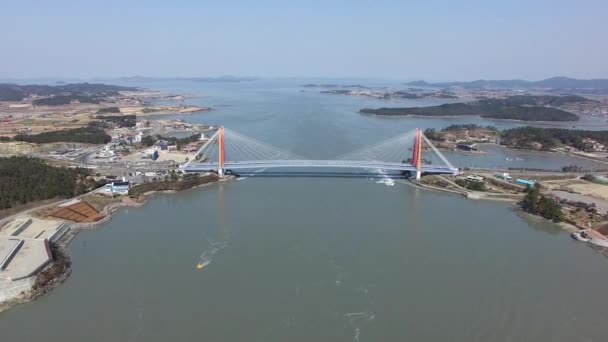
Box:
xmin=179 ymin=127 xmax=459 ymax=179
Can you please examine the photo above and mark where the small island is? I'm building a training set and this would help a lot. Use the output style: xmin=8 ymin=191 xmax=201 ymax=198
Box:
xmin=302 ymin=84 xmax=458 ymax=100
xmin=320 ymin=88 xmax=457 ymax=100
xmin=360 ymin=95 xmax=586 ymax=122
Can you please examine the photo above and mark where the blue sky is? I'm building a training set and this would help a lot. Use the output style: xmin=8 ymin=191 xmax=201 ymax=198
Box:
xmin=0 ymin=0 xmax=606 ymax=80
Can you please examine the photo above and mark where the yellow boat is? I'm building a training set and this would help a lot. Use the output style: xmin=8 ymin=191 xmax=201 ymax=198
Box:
xmin=196 ymin=262 xmax=205 ymax=269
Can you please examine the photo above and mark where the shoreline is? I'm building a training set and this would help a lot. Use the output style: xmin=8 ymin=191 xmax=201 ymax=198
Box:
xmin=409 ymin=178 xmax=522 ymax=202
xmin=410 ymin=177 xmax=586 ymax=235
xmin=0 ymin=175 xmax=233 ymax=314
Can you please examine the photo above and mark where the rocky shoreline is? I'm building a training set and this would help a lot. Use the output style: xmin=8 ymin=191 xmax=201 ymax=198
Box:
xmin=0 ymin=245 xmax=72 ymax=314
xmin=411 ymin=177 xmax=588 ymax=237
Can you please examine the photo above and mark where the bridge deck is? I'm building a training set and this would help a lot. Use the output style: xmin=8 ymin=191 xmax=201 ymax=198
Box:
xmin=181 ymin=160 xmax=458 ymax=174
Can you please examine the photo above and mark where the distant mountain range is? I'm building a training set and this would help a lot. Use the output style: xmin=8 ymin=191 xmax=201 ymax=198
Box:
xmin=0 ymin=83 xmax=139 ymax=101
xmin=407 ymin=77 xmax=608 ymax=92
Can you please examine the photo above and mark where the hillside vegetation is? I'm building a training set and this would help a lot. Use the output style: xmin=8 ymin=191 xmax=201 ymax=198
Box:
xmin=32 ymin=94 xmax=104 ymax=106
xmin=500 ymin=127 xmax=608 ymax=151
xmin=0 ymin=156 xmax=101 ymax=209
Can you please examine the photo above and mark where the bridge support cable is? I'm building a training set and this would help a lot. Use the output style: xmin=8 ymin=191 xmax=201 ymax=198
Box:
xmin=421 ymin=133 xmax=456 ymax=170
xmin=337 ymin=130 xmax=417 ymax=163
xmin=336 ymin=129 xmax=457 ymax=173
xmin=184 ymin=130 xmax=220 ymax=167
xmin=185 ymin=127 xmax=306 ymax=171
xmin=222 ymin=128 xmax=306 ymax=161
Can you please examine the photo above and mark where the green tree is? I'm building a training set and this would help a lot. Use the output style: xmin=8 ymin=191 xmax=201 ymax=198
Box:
xmin=455 ymin=179 xmax=486 ymax=191
xmin=522 ymin=184 xmax=563 ymax=222
xmin=522 ymin=185 xmax=540 ymax=213
xmin=141 ymin=135 xmax=155 ymax=147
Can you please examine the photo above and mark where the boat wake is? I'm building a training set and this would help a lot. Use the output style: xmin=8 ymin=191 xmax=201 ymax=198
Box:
xmin=369 ymin=168 xmax=395 ymax=187
xmin=331 ymin=258 xmax=375 ymax=342
xmin=345 ymin=311 xmax=375 ymax=342
xmin=237 ymin=167 xmax=268 ymax=181
xmin=197 ymin=238 xmax=228 ymax=269
xmin=376 ymin=178 xmax=395 ymax=187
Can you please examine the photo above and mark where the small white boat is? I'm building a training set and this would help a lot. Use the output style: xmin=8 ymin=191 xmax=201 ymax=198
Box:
xmin=572 ymin=231 xmax=591 ymax=242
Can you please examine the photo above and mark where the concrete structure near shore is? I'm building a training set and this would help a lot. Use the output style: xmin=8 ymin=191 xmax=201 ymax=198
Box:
xmin=0 ymin=218 xmax=67 ymax=281
xmin=0 ymin=239 xmax=23 ymax=271
xmin=0 ymin=238 xmax=52 ymax=281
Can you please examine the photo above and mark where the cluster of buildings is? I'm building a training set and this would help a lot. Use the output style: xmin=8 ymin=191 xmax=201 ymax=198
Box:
xmin=582 ymin=138 xmax=606 ymax=152
xmin=560 ymin=99 xmax=608 ymax=118
xmin=108 ymin=122 xmax=150 ymax=145
xmin=94 ymin=122 xmax=152 ymax=161
xmin=98 ymin=120 xmax=211 ymax=162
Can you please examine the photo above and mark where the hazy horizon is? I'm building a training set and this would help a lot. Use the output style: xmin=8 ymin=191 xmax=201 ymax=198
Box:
xmin=1 ymin=0 xmax=607 ymax=80
xmin=2 ymin=75 xmax=608 ymax=84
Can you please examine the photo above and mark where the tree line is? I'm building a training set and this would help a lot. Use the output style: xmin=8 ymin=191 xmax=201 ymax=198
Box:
xmin=94 ymin=114 xmax=136 ymax=128
xmin=13 ymin=125 xmax=111 ymax=144
xmin=32 ymin=95 xmax=103 ymax=106
xmin=141 ymin=134 xmax=201 ymax=150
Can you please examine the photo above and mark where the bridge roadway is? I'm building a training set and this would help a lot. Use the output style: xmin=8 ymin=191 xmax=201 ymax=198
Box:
xmin=180 ymin=160 xmax=459 ymax=175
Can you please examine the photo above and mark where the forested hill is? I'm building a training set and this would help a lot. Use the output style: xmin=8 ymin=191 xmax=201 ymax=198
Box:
xmin=360 ymin=100 xmax=579 ymax=121
xmin=0 ymin=156 xmax=102 ymax=210
xmin=0 ymin=83 xmax=140 ymax=101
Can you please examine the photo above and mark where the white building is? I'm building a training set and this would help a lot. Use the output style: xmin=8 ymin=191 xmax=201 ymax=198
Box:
xmin=134 ymin=132 xmax=143 ymax=143
xmin=104 ymin=178 xmax=131 ymax=195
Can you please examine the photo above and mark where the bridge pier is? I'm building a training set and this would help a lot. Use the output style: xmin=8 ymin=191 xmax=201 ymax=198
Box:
xmin=218 ymin=126 xmax=225 ymax=178
xmin=415 ymin=170 xmax=421 ymax=180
